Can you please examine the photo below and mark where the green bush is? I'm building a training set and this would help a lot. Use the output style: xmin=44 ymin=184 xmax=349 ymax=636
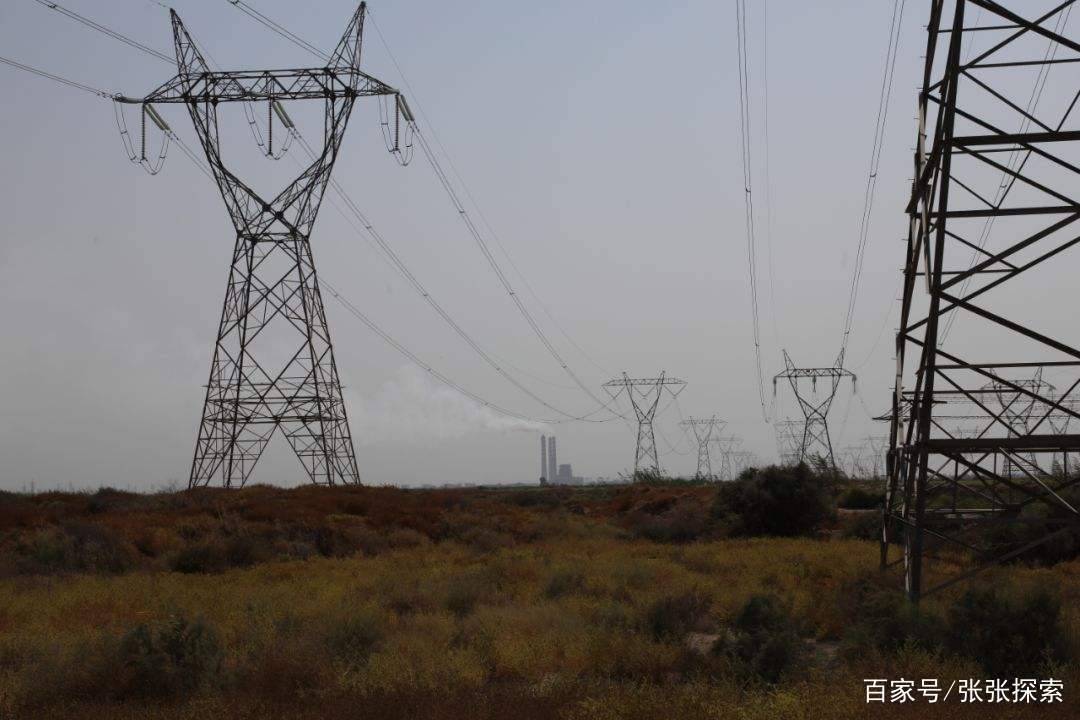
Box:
xmin=840 ymin=511 xmax=882 ymax=540
xmin=18 ymin=522 xmax=135 ymax=574
xmin=946 ymin=584 xmax=1069 ymax=676
xmin=714 ymin=594 xmax=805 ymax=684
xmin=325 ymin=609 xmax=385 ymax=668
xmin=117 ymin=617 xmax=223 ymax=697
xmin=982 ymin=498 xmax=1080 ymax=566
xmin=443 ymin=570 xmax=491 ymax=617
xmin=645 ymin=589 xmax=711 ymax=640
xmin=544 ymin=568 xmax=586 ymax=599
xmin=838 ymin=485 xmax=884 ymax=510
xmin=840 ymin=575 xmax=944 ymax=656
xmin=170 ymin=543 xmax=227 ymax=574
xmin=711 ymin=464 xmax=835 ymax=537
xmin=630 ymin=499 xmax=711 ymax=543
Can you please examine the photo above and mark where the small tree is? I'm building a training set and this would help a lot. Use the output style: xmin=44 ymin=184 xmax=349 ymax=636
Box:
xmin=711 ymin=464 xmax=835 ymax=537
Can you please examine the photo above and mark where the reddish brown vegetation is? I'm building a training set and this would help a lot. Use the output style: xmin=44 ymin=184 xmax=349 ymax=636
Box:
xmin=0 ymin=483 xmax=723 ymax=577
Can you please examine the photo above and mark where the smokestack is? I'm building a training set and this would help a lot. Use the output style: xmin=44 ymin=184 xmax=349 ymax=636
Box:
xmin=548 ymin=436 xmax=557 ymax=484
xmin=540 ymin=435 xmax=547 ymax=482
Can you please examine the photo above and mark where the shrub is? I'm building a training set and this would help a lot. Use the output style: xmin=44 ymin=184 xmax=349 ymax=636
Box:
xmin=170 ymin=542 xmax=227 ymax=574
xmin=714 ymin=594 xmax=805 ymax=684
xmin=629 ymin=499 xmax=711 ymax=543
xmin=117 ymin=617 xmax=223 ymax=697
xmin=645 ymin=589 xmax=711 ymax=640
xmin=982 ymin=498 xmax=1080 ymax=566
xmin=838 ymin=485 xmax=884 ymax=510
xmin=629 ymin=468 xmax=690 ymax=485
xmin=544 ymin=568 xmax=586 ymax=599
xmin=18 ymin=522 xmax=135 ymax=574
xmin=840 ymin=575 xmax=944 ymax=656
xmin=325 ymin=609 xmax=385 ymax=668
xmin=507 ymin=489 xmax=565 ymax=509
xmin=443 ymin=570 xmax=491 ymax=617
xmin=839 ymin=510 xmax=882 ymax=540
xmin=945 ymin=584 xmax=1069 ymax=676
xmin=711 ymin=464 xmax=835 ymax=537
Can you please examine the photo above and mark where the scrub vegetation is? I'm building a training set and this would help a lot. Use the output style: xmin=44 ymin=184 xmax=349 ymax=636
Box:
xmin=1 ymin=467 xmax=1078 ymax=719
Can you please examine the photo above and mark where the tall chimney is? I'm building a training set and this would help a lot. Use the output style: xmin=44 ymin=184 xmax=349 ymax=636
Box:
xmin=540 ymin=435 xmax=547 ymax=482
xmin=548 ymin=436 xmax=557 ymax=484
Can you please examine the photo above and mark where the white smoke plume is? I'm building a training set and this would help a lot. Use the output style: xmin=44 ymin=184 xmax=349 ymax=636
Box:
xmin=350 ymin=365 xmax=549 ymax=446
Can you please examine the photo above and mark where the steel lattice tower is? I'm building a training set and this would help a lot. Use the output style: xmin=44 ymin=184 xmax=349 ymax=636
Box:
xmin=713 ymin=435 xmax=743 ymax=481
xmin=773 ymin=350 xmax=856 ymax=469
xmin=680 ymin=415 xmax=725 ymax=479
xmin=119 ymin=4 xmax=402 ymax=487
xmin=774 ymin=418 xmax=805 ymax=466
xmin=883 ymin=0 xmax=1080 ymax=601
xmin=603 ymin=373 xmax=686 ymax=474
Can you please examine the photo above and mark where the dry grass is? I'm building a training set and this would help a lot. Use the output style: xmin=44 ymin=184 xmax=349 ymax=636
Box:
xmin=0 ymin=484 xmax=1078 ymax=718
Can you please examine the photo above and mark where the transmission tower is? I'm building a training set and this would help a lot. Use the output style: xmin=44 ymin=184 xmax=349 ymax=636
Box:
xmin=679 ymin=415 xmax=725 ymax=479
xmin=602 ymin=373 xmax=686 ymax=474
xmin=774 ymin=418 xmax=805 ymax=466
xmin=712 ymin=435 xmax=743 ymax=481
xmin=118 ymin=5 xmax=404 ymax=487
xmin=883 ymin=0 xmax=1080 ymax=602
xmin=773 ymin=350 xmax=856 ymax=469
xmin=731 ymin=450 xmax=758 ymax=477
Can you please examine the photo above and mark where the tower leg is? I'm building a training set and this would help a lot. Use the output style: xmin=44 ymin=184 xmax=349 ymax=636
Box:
xmin=189 ymin=231 xmax=360 ymax=488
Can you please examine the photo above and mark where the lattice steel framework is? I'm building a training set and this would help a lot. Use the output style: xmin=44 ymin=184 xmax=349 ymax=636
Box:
xmin=713 ymin=435 xmax=743 ymax=481
xmin=773 ymin=350 xmax=856 ymax=469
xmin=603 ymin=373 xmax=686 ymax=474
xmin=774 ymin=418 xmax=805 ymax=466
xmin=119 ymin=4 xmax=401 ymax=487
xmin=680 ymin=415 xmax=725 ymax=479
xmin=883 ymin=0 xmax=1080 ymax=601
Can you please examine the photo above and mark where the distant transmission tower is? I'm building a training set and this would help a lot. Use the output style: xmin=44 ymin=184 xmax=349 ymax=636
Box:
xmin=981 ymin=369 xmax=1056 ymax=477
xmin=773 ymin=350 xmax=856 ymax=469
xmin=731 ymin=450 xmax=758 ymax=477
xmin=118 ymin=4 xmax=405 ymax=487
xmin=883 ymin=1 xmax=1080 ymax=602
xmin=773 ymin=418 xmax=804 ymax=466
xmin=679 ymin=415 xmax=725 ymax=479
xmin=713 ymin=435 xmax=743 ymax=481
xmin=602 ymin=373 xmax=686 ymax=474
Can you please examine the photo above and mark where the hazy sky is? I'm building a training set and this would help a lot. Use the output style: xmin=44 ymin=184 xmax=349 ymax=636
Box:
xmin=0 ymin=0 xmax=935 ymax=489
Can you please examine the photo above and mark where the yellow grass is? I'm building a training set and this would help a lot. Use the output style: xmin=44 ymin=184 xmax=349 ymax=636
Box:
xmin=2 ymin=529 xmax=1079 ymax=719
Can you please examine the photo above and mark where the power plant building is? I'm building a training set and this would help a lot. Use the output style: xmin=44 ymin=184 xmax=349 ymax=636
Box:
xmin=539 ymin=435 xmax=583 ymax=485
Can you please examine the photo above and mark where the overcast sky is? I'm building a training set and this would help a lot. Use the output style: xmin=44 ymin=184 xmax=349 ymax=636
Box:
xmin=0 ymin=0 xmax=944 ymax=489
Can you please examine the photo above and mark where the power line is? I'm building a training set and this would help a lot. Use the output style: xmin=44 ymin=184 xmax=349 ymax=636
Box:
xmin=734 ymin=0 xmax=769 ymax=422
xmin=1 ymin=55 xmax=565 ymax=430
xmin=762 ymin=0 xmax=781 ymax=359
xmin=0 ymin=55 xmax=114 ymax=98
xmin=292 ymin=134 xmax=615 ymax=422
xmin=207 ymin=3 xmax=614 ymax=419
xmin=840 ymin=0 xmax=907 ymax=357
xmin=179 ymin=134 xmax=567 ymax=425
xmin=225 ymin=0 xmax=329 ymax=61
xmin=32 ymin=0 xmax=172 ymax=63
xmin=366 ymin=10 xmax=613 ymax=378
xmin=38 ymin=1 xmax=592 ymax=424
xmin=220 ymin=0 xmax=624 ymax=419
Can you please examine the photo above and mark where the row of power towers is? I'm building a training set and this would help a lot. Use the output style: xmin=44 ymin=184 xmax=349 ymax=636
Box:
xmin=600 ymin=373 xmax=757 ymax=480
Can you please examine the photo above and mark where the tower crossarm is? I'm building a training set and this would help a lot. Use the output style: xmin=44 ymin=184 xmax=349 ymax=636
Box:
xmin=602 ymin=376 xmax=688 ymax=387
xmin=117 ymin=68 xmax=399 ymax=105
xmin=773 ymin=367 xmax=856 ymax=381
